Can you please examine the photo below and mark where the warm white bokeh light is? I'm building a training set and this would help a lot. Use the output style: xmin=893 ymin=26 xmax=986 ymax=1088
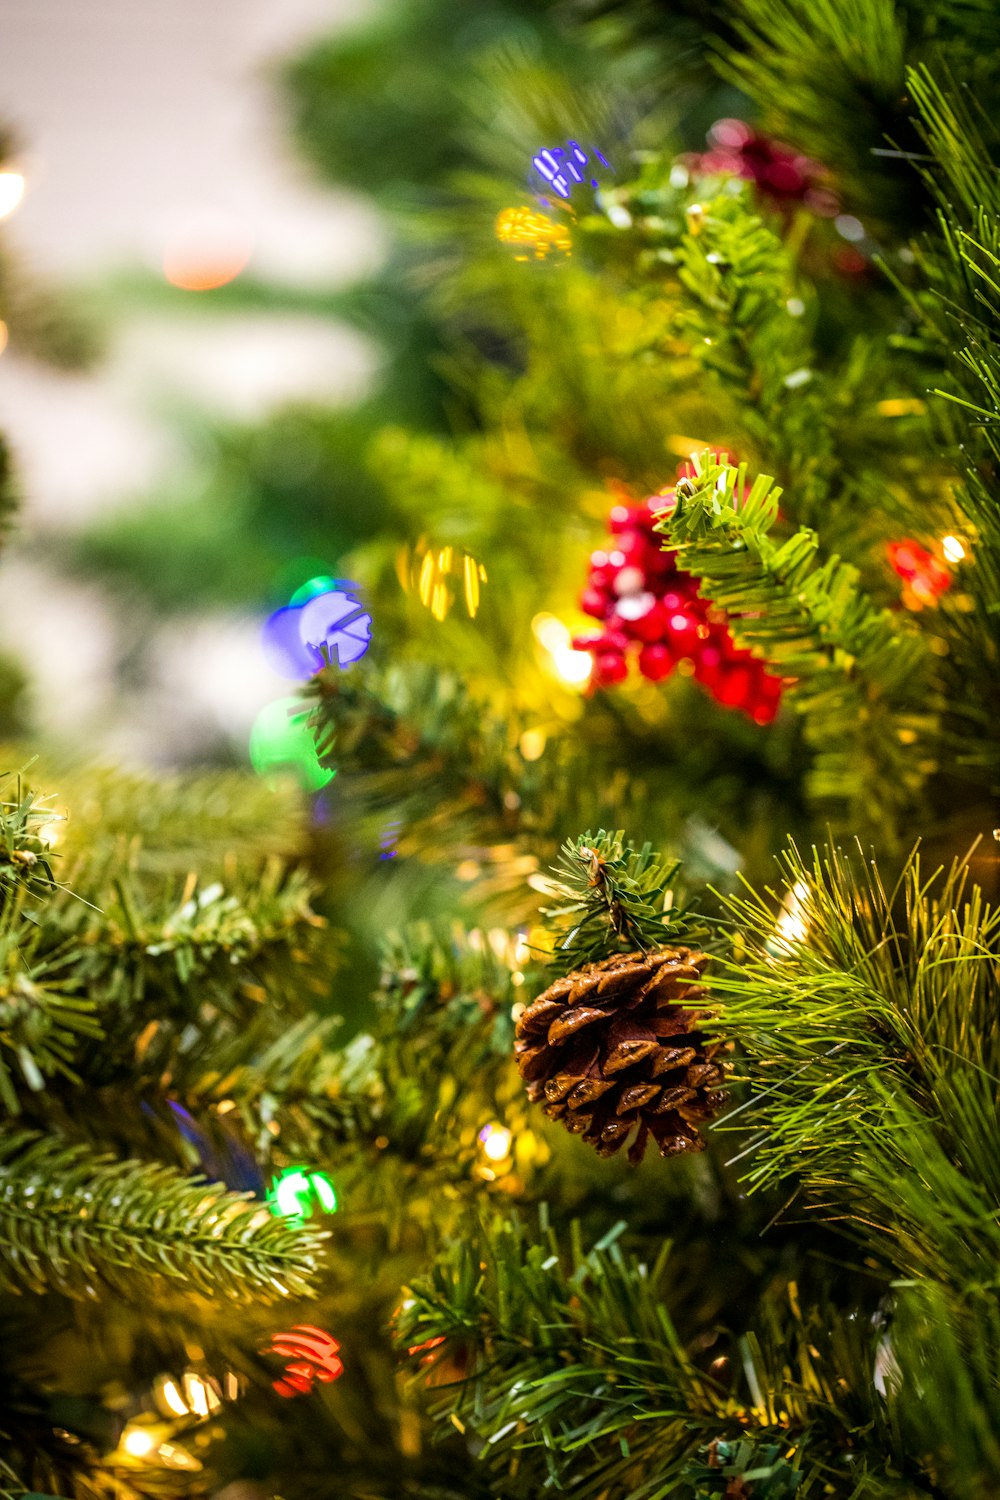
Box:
xmin=0 ymin=172 xmax=25 ymax=220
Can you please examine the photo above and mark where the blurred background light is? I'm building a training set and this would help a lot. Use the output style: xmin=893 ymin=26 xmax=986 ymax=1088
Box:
xmin=248 ymin=694 xmax=333 ymax=791
xmin=0 ymin=170 xmax=24 ymax=219
xmin=162 ymin=207 xmax=254 ymax=291
xmin=0 ymin=0 xmax=383 ymax=765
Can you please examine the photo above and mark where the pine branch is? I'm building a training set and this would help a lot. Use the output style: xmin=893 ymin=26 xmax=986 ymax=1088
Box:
xmin=303 ymin=663 xmax=762 ymax=926
xmin=900 ymin=67 xmax=1000 ymax=786
xmin=657 ymin=456 xmax=937 ymax=832
xmin=670 ymin=184 xmax=833 ymax=523
xmin=173 ymin=1010 xmax=357 ymax=1155
xmin=38 ymin=861 xmax=329 ymax=1058
xmin=0 ymin=767 xmax=60 ymax=907
xmin=397 ymin=1209 xmax=721 ymax=1497
xmin=711 ymin=842 xmax=1000 ymax=1292
xmin=0 ymin=1129 xmax=324 ymax=1302
xmin=8 ymin=758 xmax=309 ymax=893
xmin=535 ymin=828 xmax=701 ymax=973
xmin=0 ymin=906 xmax=102 ymax=1112
xmin=360 ymin=921 xmax=521 ymax=1167
xmin=720 ymin=0 xmax=957 ymax=230
xmin=396 ymin=1208 xmax=921 ymax=1499
xmin=165 ymin=920 xmax=521 ymax=1190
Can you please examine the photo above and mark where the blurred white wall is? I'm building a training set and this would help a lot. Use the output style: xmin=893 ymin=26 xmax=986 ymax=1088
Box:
xmin=0 ymin=0 xmax=385 ymax=760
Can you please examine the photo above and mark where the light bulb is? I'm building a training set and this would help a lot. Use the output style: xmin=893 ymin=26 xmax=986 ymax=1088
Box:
xmin=122 ymin=1426 xmax=158 ymax=1458
xmin=479 ymin=1123 xmax=513 ymax=1161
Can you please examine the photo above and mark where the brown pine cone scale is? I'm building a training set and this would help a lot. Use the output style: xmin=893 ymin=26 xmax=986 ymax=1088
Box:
xmin=515 ymin=947 xmax=727 ymax=1164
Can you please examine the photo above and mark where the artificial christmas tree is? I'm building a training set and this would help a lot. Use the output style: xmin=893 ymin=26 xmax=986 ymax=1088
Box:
xmin=6 ymin=0 xmax=1000 ymax=1496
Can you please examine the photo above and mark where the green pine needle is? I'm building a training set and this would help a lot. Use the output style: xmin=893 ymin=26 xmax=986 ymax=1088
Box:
xmin=0 ymin=1129 xmax=325 ymax=1302
xmin=536 ymin=829 xmax=701 ymax=974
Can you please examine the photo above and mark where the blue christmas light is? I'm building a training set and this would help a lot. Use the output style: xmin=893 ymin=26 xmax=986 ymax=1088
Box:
xmin=300 ymin=588 xmax=372 ymax=667
xmin=532 ymin=141 xmax=611 ymax=199
xmin=261 ymin=580 xmax=372 ymax=680
xmin=379 ymin=820 xmax=401 ymax=860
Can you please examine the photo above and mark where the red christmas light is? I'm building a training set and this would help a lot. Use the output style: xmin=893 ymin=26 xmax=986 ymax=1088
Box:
xmin=267 ymin=1324 xmax=344 ymax=1398
xmin=887 ymin=539 xmax=952 ymax=609
xmin=573 ymin=469 xmax=784 ymax=724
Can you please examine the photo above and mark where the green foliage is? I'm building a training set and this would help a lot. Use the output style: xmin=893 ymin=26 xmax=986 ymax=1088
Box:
xmin=0 ymin=762 xmax=340 ymax=1319
xmin=0 ymin=1130 xmax=324 ymax=1302
xmin=396 ymin=1207 xmax=921 ymax=1498
xmin=682 ymin=1438 xmax=802 ymax=1497
xmin=713 ymin=842 xmax=1000 ymax=1287
xmin=587 ymin=168 xmax=835 ymax=519
xmin=397 ymin=1208 xmax=722 ymax=1498
xmin=722 ymin=0 xmax=1000 ymax=231
xmin=0 ymin=909 xmax=102 ymax=1110
xmin=15 ymin=0 xmax=1000 ymax=1494
xmin=538 ymin=828 xmax=700 ymax=971
xmin=0 ymin=768 xmax=59 ymax=904
xmin=658 ymin=456 xmax=937 ymax=832
xmin=901 ymin=67 xmax=1000 ymax=787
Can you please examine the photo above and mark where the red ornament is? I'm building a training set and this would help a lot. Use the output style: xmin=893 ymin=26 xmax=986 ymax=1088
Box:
xmin=574 ymin=469 xmax=784 ymax=722
xmin=267 ymin=1324 xmax=344 ymax=1398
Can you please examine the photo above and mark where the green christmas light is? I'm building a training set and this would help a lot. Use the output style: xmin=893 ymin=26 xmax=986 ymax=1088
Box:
xmin=249 ymin=696 xmax=334 ymax=792
xmin=269 ymin=1166 xmax=338 ymax=1221
xmin=290 ymin=573 xmax=341 ymax=606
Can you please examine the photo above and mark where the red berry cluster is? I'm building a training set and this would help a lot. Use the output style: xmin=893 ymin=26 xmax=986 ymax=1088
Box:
xmin=693 ymin=118 xmax=839 ymax=217
xmin=573 ymin=482 xmax=783 ymax=725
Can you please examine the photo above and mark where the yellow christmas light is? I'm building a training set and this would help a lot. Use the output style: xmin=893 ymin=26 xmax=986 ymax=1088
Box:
xmin=495 ymin=206 xmax=572 ymax=261
xmin=121 ymin=1427 xmax=158 ymax=1458
xmin=158 ymin=1378 xmax=188 ymax=1418
xmin=941 ymin=534 xmax=966 ymax=564
xmin=531 ymin=612 xmax=593 ymax=687
xmin=155 ymin=1369 xmax=227 ymax=1421
xmin=519 ymin=727 xmax=547 ymax=761
xmin=773 ymin=881 xmax=810 ymax=950
xmin=405 ymin=539 xmax=488 ymax=621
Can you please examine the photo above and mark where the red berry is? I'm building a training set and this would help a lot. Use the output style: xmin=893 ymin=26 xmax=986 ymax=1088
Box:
xmin=692 ymin=644 xmax=722 ymax=688
xmin=613 ymin=529 xmax=649 ymax=565
xmin=609 ymin=504 xmax=646 ymax=535
xmin=762 ymin=157 xmax=807 ymax=197
xmin=714 ymin=665 xmax=753 ymax=709
xmin=751 ymin=694 xmax=780 ymax=725
xmin=638 ymin=643 xmax=674 ymax=682
xmin=612 ymin=564 xmax=648 ymax=598
xmin=664 ymin=608 xmax=697 ymax=646
xmin=573 ymin=627 xmax=628 ymax=652
xmin=594 ymin=649 xmax=629 ymax=687
xmin=616 ymin=595 xmax=664 ymax=642
xmin=580 ymin=586 xmax=610 ymax=619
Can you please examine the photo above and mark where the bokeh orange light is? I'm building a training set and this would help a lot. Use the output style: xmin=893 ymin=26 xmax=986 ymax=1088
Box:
xmin=162 ymin=212 xmax=253 ymax=291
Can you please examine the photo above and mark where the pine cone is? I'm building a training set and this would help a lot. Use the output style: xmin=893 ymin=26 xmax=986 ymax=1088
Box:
xmin=515 ymin=947 xmax=727 ymax=1164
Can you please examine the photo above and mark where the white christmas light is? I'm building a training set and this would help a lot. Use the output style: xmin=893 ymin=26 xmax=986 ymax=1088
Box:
xmin=0 ymin=172 xmax=25 ymax=220
xmin=121 ymin=1426 xmax=158 ymax=1458
xmin=479 ymin=1123 xmax=513 ymax=1161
